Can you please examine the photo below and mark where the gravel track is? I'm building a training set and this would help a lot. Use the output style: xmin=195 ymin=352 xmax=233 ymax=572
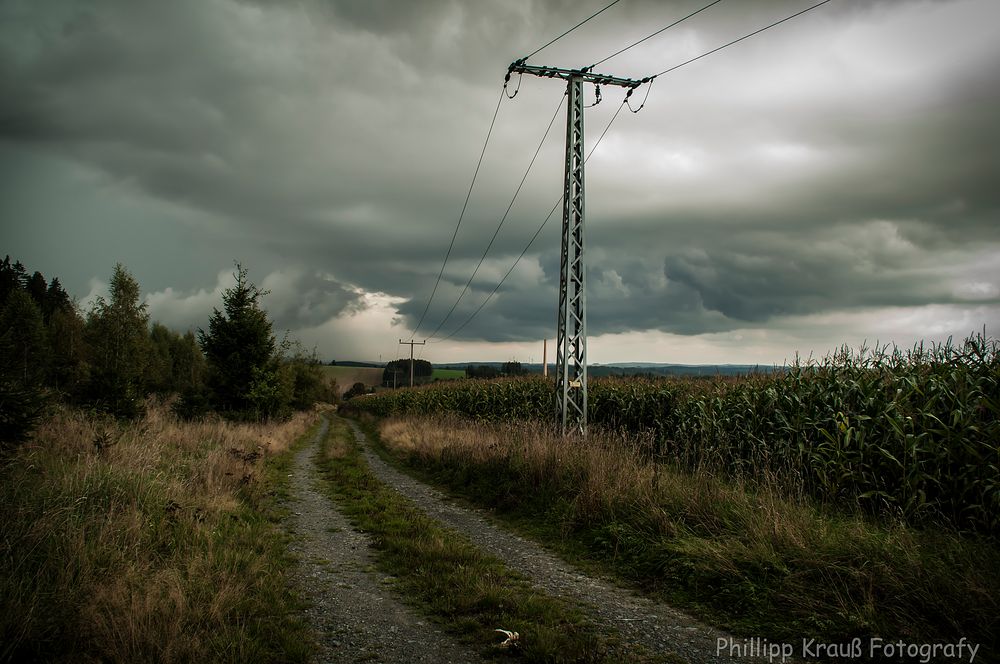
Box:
xmin=283 ymin=418 xmax=484 ymax=663
xmin=346 ymin=419 xmax=770 ymax=664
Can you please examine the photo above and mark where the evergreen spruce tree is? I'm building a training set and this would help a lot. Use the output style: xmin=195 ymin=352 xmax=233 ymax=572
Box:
xmin=47 ymin=305 xmax=89 ymax=399
xmin=25 ymin=271 xmax=47 ymax=309
xmin=0 ymin=256 xmax=27 ymax=304
xmin=43 ymin=277 xmax=72 ymax=322
xmin=0 ymin=289 xmax=51 ymax=445
xmin=199 ymin=264 xmax=283 ymax=419
xmin=173 ymin=330 xmax=206 ymax=393
xmin=146 ymin=322 xmax=176 ymax=394
xmin=0 ymin=288 xmax=52 ymax=386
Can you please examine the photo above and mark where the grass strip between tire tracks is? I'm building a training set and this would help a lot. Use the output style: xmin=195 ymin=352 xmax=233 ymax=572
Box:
xmin=314 ymin=415 xmax=678 ymax=664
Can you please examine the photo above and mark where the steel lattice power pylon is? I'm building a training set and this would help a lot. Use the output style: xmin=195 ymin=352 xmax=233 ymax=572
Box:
xmin=557 ymin=75 xmax=587 ymax=434
xmin=507 ymin=62 xmax=643 ymax=434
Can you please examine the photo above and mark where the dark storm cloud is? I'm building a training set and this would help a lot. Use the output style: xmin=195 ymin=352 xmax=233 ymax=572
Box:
xmin=1 ymin=0 xmax=998 ymax=351
xmin=143 ymin=267 xmax=361 ymax=334
xmin=261 ymin=269 xmax=360 ymax=331
xmin=321 ymin=0 xmax=454 ymax=34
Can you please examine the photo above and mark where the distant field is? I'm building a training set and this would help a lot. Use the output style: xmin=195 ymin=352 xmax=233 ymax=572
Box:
xmin=320 ymin=366 xmax=384 ymax=394
xmin=432 ymin=368 xmax=465 ymax=380
xmin=321 ymin=365 xmax=463 ymax=392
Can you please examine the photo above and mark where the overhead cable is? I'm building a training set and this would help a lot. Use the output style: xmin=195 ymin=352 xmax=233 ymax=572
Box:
xmin=411 ymin=86 xmax=506 ymax=337
xmin=426 ymin=93 xmax=567 ymax=340
xmin=590 ymin=0 xmax=726 ymax=68
xmin=432 ymin=99 xmax=628 ymax=343
xmin=650 ymin=0 xmax=835 ymax=78
xmin=522 ymin=0 xmax=624 ymax=61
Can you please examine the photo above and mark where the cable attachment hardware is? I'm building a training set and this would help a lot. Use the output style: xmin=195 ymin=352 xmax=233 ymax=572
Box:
xmin=625 ymin=77 xmax=654 ymax=113
xmin=504 ymin=69 xmax=523 ymax=99
xmin=586 ymin=84 xmax=602 ymax=108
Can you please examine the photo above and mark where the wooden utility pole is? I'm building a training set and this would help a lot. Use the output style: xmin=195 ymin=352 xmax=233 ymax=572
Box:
xmin=398 ymin=339 xmax=426 ymax=388
xmin=543 ymin=339 xmax=548 ymax=377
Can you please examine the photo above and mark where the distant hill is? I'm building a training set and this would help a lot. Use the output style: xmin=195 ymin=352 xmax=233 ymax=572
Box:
xmin=329 ymin=359 xmax=784 ymax=378
xmin=587 ymin=364 xmax=783 ymax=377
xmin=432 ymin=362 xmax=783 ymax=377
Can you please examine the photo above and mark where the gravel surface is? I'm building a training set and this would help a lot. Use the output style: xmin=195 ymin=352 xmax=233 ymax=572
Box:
xmin=347 ymin=420 xmax=775 ymax=664
xmin=282 ymin=418 xmax=484 ymax=663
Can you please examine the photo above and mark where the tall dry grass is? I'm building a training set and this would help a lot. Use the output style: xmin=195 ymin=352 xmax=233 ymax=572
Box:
xmin=377 ymin=415 xmax=1000 ymax=651
xmin=354 ymin=334 xmax=1000 ymax=532
xmin=1 ymin=400 xmax=317 ymax=663
xmin=381 ymin=416 xmax=812 ymax=540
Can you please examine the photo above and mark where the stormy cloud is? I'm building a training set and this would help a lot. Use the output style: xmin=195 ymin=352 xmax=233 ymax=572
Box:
xmin=2 ymin=0 xmax=998 ymax=362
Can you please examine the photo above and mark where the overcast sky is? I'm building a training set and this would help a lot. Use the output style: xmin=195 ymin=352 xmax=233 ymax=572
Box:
xmin=2 ymin=0 xmax=998 ymax=364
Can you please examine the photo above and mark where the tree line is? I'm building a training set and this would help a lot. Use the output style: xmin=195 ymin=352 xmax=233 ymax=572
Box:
xmin=465 ymin=361 xmax=527 ymax=379
xmin=381 ymin=359 xmax=433 ymax=388
xmin=0 ymin=257 xmax=335 ymax=447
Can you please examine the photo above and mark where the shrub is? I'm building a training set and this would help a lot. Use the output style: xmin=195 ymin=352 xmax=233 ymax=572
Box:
xmin=343 ymin=382 xmax=368 ymax=400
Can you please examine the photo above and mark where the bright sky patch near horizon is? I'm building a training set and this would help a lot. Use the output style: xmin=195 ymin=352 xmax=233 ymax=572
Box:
xmin=2 ymin=0 xmax=998 ymax=365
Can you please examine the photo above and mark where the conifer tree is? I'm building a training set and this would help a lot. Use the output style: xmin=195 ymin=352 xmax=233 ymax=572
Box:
xmin=199 ymin=264 xmax=282 ymax=419
xmin=0 ymin=289 xmax=51 ymax=445
xmin=25 ymin=271 xmax=47 ymax=309
xmin=0 ymin=289 xmax=51 ymax=387
xmin=43 ymin=277 xmax=72 ymax=322
xmin=174 ymin=330 xmax=206 ymax=393
xmin=47 ymin=305 xmax=89 ymax=398
xmin=0 ymin=256 xmax=26 ymax=304
xmin=146 ymin=322 xmax=175 ymax=394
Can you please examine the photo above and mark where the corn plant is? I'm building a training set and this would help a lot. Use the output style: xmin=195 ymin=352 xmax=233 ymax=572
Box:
xmin=349 ymin=333 xmax=999 ymax=532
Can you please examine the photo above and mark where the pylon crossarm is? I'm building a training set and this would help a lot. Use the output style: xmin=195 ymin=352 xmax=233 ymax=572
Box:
xmin=508 ymin=62 xmax=646 ymax=89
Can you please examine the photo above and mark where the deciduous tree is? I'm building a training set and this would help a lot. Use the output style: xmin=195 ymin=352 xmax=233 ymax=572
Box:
xmin=85 ymin=264 xmax=150 ymax=418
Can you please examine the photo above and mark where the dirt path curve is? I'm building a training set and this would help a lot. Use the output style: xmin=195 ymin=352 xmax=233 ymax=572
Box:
xmin=283 ymin=417 xmax=484 ymax=664
xmin=347 ymin=420 xmax=766 ymax=664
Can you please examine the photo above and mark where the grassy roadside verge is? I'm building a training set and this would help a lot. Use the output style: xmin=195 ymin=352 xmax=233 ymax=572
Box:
xmin=365 ymin=414 xmax=1000 ymax=660
xmin=1 ymin=403 xmax=319 ymax=663
xmin=314 ymin=415 xmax=672 ymax=663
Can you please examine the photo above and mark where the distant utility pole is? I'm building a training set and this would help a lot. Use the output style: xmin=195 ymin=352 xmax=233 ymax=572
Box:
xmin=507 ymin=61 xmax=643 ymax=434
xmin=398 ymin=338 xmax=426 ymax=388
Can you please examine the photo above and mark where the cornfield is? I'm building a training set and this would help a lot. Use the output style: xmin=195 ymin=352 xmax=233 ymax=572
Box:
xmin=350 ymin=333 xmax=1000 ymax=532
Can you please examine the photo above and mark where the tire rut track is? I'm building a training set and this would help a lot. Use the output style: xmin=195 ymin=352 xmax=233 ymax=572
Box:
xmin=283 ymin=417 xmax=484 ymax=663
xmin=347 ymin=419 xmax=770 ymax=664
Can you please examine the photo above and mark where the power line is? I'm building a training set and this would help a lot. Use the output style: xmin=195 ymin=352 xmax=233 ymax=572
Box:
xmin=650 ymin=0 xmax=835 ymax=78
xmin=522 ymin=0 xmax=624 ymax=61
xmin=416 ymin=0 xmax=621 ymax=339
xmin=411 ymin=86 xmax=506 ymax=337
xmin=425 ymin=93 xmax=566 ymax=340
xmin=422 ymin=0 xmax=836 ymax=345
xmin=432 ymin=99 xmax=628 ymax=344
xmin=590 ymin=0 xmax=726 ymax=68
